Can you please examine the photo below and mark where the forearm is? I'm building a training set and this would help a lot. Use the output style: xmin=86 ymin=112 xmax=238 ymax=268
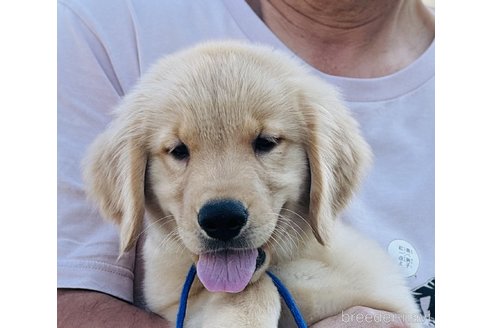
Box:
xmin=57 ymin=289 xmax=170 ymax=328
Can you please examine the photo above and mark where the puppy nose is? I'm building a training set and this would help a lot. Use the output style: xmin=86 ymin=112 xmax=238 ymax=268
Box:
xmin=198 ymin=199 xmax=248 ymax=241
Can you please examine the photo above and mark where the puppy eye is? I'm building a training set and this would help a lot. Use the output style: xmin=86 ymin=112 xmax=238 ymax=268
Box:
xmin=253 ymin=136 xmax=280 ymax=154
xmin=169 ymin=143 xmax=189 ymax=161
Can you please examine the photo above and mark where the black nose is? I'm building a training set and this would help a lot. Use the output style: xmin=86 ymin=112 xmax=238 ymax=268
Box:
xmin=198 ymin=199 xmax=248 ymax=241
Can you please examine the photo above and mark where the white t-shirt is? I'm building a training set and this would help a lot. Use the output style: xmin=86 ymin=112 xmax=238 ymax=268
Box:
xmin=58 ymin=0 xmax=434 ymax=322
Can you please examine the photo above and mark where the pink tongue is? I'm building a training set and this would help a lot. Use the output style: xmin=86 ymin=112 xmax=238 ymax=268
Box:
xmin=197 ymin=249 xmax=258 ymax=293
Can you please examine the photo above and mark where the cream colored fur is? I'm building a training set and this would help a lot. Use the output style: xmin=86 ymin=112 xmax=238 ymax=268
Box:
xmin=83 ymin=41 xmax=421 ymax=327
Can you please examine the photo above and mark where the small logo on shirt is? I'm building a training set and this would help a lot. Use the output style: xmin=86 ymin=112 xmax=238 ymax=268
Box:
xmin=387 ymin=239 xmax=420 ymax=277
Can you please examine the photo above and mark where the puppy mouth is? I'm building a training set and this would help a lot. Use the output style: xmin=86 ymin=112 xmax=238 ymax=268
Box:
xmin=196 ymin=247 xmax=266 ymax=293
xmin=255 ymin=247 xmax=266 ymax=269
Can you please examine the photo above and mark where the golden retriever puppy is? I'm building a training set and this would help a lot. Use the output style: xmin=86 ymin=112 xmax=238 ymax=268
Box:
xmin=83 ymin=41 xmax=421 ymax=328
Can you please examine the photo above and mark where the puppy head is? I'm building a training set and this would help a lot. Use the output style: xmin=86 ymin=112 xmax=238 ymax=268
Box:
xmin=83 ymin=42 xmax=371 ymax=263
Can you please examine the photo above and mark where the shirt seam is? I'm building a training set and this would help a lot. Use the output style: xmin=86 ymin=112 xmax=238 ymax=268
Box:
xmin=58 ymin=0 xmax=125 ymax=97
xmin=346 ymin=74 xmax=435 ymax=104
xmin=58 ymin=260 xmax=134 ymax=280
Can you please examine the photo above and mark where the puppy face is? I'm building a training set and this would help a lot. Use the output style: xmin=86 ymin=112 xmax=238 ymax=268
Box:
xmin=83 ymin=42 xmax=370 ymax=285
xmin=145 ymin=61 xmax=311 ymax=257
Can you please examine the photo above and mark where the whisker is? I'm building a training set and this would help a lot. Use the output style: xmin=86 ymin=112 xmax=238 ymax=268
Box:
xmin=279 ymin=214 xmax=310 ymax=244
xmin=276 ymin=217 xmax=300 ymax=255
xmin=260 ymin=213 xmax=298 ymax=259
xmin=279 ymin=208 xmax=312 ymax=241
xmin=150 ymin=226 xmax=187 ymax=259
xmin=136 ymin=214 xmax=176 ymax=240
xmin=267 ymin=228 xmax=285 ymax=259
xmin=280 ymin=207 xmax=310 ymax=226
xmin=257 ymin=209 xmax=314 ymax=261
xmin=271 ymin=225 xmax=293 ymax=258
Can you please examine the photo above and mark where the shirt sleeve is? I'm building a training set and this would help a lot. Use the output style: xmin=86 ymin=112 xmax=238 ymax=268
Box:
xmin=57 ymin=0 xmax=135 ymax=303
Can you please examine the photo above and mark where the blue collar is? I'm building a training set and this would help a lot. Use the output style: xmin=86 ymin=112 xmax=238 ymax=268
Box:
xmin=176 ymin=265 xmax=308 ymax=328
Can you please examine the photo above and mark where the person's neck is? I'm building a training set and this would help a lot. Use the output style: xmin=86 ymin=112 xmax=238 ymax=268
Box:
xmin=247 ymin=0 xmax=434 ymax=78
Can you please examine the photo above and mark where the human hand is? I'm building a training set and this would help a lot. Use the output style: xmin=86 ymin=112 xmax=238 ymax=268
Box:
xmin=58 ymin=289 xmax=171 ymax=328
xmin=309 ymin=306 xmax=408 ymax=328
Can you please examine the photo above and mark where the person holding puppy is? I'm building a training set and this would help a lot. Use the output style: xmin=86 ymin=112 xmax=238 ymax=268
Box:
xmin=58 ymin=0 xmax=434 ymax=327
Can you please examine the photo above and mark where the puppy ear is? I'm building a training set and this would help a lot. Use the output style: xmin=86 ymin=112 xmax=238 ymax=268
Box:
xmin=83 ymin=104 xmax=147 ymax=255
xmin=301 ymin=81 xmax=372 ymax=245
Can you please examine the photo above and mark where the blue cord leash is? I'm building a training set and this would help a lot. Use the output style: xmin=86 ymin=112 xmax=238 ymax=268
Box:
xmin=266 ymin=271 xmax=308 ymax=328
xmin=176 ymin=265 xmax=197 ymax=328
xmin=176 ymin=265 xmax=308 ymax=328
